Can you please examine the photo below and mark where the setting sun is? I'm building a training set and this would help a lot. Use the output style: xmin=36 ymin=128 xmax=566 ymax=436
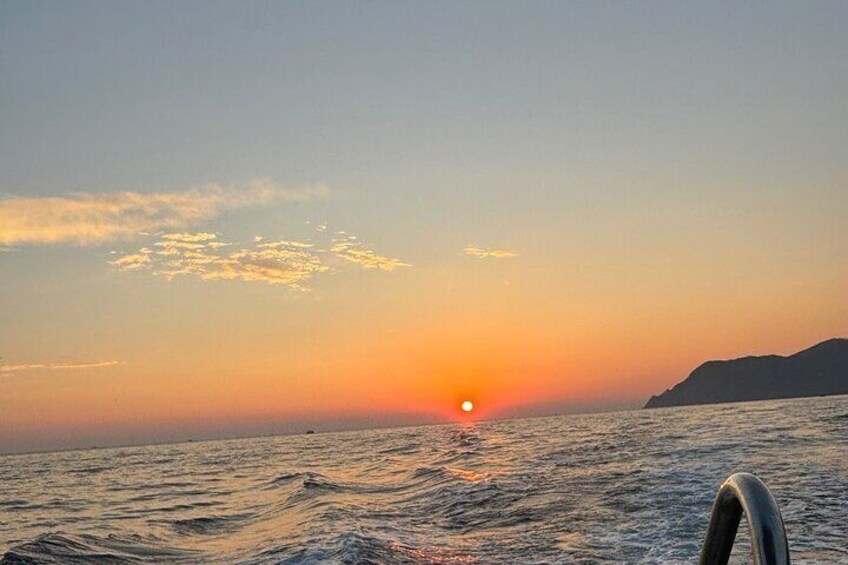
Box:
xmin=461 ymin=400 xmax=474 ymax=413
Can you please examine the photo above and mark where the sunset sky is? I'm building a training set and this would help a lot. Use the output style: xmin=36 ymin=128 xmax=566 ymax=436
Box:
xmin=2 ymin=2 xmax=847 ymax=454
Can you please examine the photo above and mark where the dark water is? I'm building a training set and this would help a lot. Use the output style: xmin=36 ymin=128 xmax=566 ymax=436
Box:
xmin=2 ymin=396 xmax=847 ymax=564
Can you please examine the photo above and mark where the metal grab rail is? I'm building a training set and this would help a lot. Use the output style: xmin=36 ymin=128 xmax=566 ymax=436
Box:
xmin=699 ymin=473 xmax=790 ymax=565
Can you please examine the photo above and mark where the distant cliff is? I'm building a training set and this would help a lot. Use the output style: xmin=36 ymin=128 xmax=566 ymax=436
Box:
xmin=645 ymin=339 xmax=848 ymax=409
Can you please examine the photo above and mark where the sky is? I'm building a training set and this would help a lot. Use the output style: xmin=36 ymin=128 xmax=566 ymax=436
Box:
xmin=1 ymin=1 xmax=847 ymax=454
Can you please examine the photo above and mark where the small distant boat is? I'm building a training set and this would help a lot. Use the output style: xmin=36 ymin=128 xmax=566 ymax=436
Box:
xmin=305 ymin=430 xmax=315 ymax=435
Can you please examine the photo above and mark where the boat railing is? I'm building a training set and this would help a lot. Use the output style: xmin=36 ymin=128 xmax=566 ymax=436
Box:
xmin=699 ymin=472 xmax=790 ymax=565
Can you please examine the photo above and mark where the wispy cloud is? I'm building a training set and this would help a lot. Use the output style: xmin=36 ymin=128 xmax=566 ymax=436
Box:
xmin=0 ymin=360 xmax=121 ymax=377
xmin=110 ymin=253 xmax=152 ymax=271
xmin=332 ymin=236 xmax=411 ymax=271
xmin=0 ymin=179 xmax=327 ymax=247
xmin=161 ymin=232 xmax=219 ymax=243
xmin=152 ymin=234 xmax=328 ymax=290
xmin=111 ymin=228 xmax=410 ymax=291
xmin=463 ymin=245 xmax=518 ymax=259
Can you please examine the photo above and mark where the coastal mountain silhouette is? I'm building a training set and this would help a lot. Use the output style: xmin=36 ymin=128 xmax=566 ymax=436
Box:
xmin=645 ymin=338 xmax=848 ymax=409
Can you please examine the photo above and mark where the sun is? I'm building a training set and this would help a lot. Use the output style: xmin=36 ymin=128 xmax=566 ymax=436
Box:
xmin=461 ymin=400 xmax=474 ymax=413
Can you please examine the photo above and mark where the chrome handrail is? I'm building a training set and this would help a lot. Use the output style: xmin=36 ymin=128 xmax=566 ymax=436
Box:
xmin=699 ymin=472 xmax=790 ymax=565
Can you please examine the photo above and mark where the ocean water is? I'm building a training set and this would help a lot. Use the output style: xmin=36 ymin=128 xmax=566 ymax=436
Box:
xmin=2 ymin=396 xmax=847 ymax=564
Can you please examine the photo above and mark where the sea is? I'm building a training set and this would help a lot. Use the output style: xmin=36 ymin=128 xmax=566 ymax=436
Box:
xmin=1 ymin=396 xmax=847 ymax=564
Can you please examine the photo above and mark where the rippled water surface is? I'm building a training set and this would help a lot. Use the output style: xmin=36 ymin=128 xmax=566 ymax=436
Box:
xmin=2 ymin=396 xmax=847 ymax=564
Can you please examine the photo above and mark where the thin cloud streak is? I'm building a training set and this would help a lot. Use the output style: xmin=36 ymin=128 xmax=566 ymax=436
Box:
xmin=0 ymin=179 xmax=327 ymax=246
xmin=463 ymin=245 xmax=518 ymax=259
xmin=0 ymin=360 xmax=121 ymax=377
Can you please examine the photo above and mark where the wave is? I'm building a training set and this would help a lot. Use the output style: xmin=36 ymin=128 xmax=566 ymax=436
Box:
xmin=0 ymin=533 xmax=196 ymax=565
xmin=248 ymin=532 xmax=476 ymax=565
xmin=166 ymin=513 xmax=253 ymax=536
xmin=264 ymin=471 xmax=327 ymax=488
xmin=68 ymin=465 xmax=112 ymax=476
